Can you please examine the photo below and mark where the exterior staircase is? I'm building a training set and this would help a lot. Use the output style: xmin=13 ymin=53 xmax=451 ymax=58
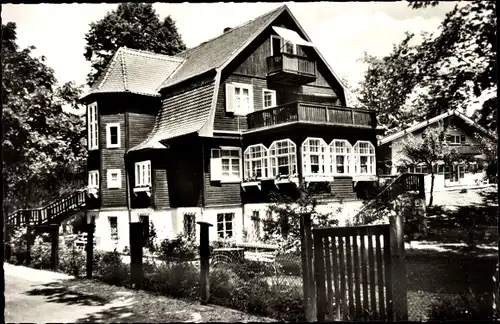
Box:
xmin=330 ymin=176 xmax=358 ymax=201
xmin=6 ymin=189 xmax=87 ymax=229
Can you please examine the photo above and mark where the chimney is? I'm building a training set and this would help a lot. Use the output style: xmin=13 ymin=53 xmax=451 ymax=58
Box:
xmin=223 ymin=27 xmax=232 ymax=33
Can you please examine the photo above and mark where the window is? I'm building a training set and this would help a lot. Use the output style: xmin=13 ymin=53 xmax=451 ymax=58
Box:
xmin=461 ymin=135 xmax=466 ymax=144
xmin=302 ymin=138 xmax=328 ymax=175
xmin=269 ymin=139 xmax=297 ymax=177
xmin=353 ymin=141 xmax=376 ymax=175
xmin=107 ymin=169 xmax=122 ymax=188
xmin=262 ymin=89 xmax=277 ymax=109
xmin=135 ymin=161 xmax=151 ymax=187
xmin=139 ymin=215 xmax=150 ymax=241
xmin=244 ymin=144 xmax=269 ymax=180
xmin=252 ymin=210 xmax=261 ymax=239
xmin=414 ymin=165 xmax=429 ymax=174
xmin=225 ymin=83 xmax=253 ymax=115
xmin=446 ymin=135 xmax=461 ymax=145
xmin=330 ymin=140 xmax=352 ymax=175
xmin=211 ymin=147 xmax=241 ymax=182
xmin=183 ymin=213 xmax=196 ymax=241
xmin=270 ymin=35 xmax=296 ymax=56
xmin=217 ymin=213 xmax=234 ymax=239
xmin=87 ymin=102 xmax=98 ymax=150
xmin=88 ymin=170 xmax=99 ymax=188
xmin=106 ymin=123 xmax=121 ymax=148
xmin=109 ymin=217 xmax=118 ymax=240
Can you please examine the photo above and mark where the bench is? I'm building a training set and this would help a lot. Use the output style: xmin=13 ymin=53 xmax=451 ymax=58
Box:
xmin=235 ymin=242 xmax=279 ymax=264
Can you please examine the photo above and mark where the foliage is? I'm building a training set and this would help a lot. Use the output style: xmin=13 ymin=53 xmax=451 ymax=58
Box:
xmin=475 ymin=134 xmax=498 ymax=181
xmin=261 ymin=185 xmax=341 ymax=253
xmin=156 ymin=234 xmax=198 ymax=261
xmin=429 ymin=290 xmax=494 ymax=320
xmin=143 ymin=261 xmax=199 ymax=299
xmin=30 ymin=233 xmax=52 ymax=269
xmin=96 ymin=250 xmax=130 ymax=285
xmin=2 ymin=22 xmax=86 ymax=214
xmin=357 ymin=1 xmax=497 ymax=133
xmin=84 ymin=3 xmax=186 ymax=86
xmin=58 ymin=235 xmax=87 ymax=277
xmin=400 ymin=122 xmax=470 ymax=206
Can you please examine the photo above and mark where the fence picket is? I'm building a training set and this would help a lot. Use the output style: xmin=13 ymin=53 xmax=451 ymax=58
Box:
xmin=368 ymin=235 xmax=378 ymax=319
xmin=331 ymin=237 xmax=341 ymax=320
xmin=361 ymin=234 xmax=369 ymax=321
xmin=323 ymin=236 xmax=334 ymax=320
xmin=375 ymin=234 xmax=386 ymax=321
xmin=352 ymin=235 xmax=361 ymax=319
xmin=345 ymin=236 xmax=355 ymax=319
xmin=338 ymin=236 xmax=347 ymax=319
xmin=384 ymin=232 xmax=394 ymax=321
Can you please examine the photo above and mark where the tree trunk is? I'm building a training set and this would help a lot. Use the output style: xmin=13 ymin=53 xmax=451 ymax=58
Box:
xmin=428 ymin=173 xmax=435 ymax=207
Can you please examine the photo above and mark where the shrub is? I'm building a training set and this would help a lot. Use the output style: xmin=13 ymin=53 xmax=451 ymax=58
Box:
xmin=30 ymin=234 xmax=52 ymax=269
xmin=58 ymin=236 xmax=86 ymax=277
xmin=143 ymin=261 xmax=199 ymax=299
xmin=96 ymin=250 xmax=130 ymax=286
xmin=429 ymin=291 xmax=493 ymax=321
xmin=158 ymin=235 xmax=198 ymax=261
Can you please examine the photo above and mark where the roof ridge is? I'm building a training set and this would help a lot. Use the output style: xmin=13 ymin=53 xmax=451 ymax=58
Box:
xmin=95 ymin=47 xmax=123 ymax=92
xmin=120 ymin=47 xmax=128 ymax=91
xmin=121 ymin=47 xmax=184 ymax=62
xmin=178 ymin=4 xmax=284 ymax=57
xmin=156 ymin=59 xmax=186 ymax=92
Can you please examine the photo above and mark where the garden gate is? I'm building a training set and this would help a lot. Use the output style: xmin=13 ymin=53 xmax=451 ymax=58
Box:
xmin=311 ymin=217 xmax=407 ymax=322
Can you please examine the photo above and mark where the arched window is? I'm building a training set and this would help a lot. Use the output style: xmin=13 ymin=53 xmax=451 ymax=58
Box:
xmin=302 ymin=137 xmax=328 ymax=176
xmin=269 ymin=139 xmax=297 ymax=177
xmin=353 ymin=141 xmax=376 ymax=175
xmin=244 ymin=144 xmax=269 ymax=180
xmin=330 ymin=140 xmax=352 ymax=175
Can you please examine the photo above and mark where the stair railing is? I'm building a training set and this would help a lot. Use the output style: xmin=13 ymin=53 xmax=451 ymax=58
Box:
xmin=6 ymin=188 xmax=87 ymax=226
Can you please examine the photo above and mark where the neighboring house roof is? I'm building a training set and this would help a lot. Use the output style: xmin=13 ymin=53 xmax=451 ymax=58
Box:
xmin=379 ymin=109 xmax=497 ymax=146
xmin=81 ymin=47 xmax=184 ymax=100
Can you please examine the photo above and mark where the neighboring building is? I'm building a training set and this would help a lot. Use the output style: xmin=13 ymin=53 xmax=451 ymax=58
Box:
xmin=378 ymin=110 xmax=497 ymax=193
xmin=79 ymin=5 xmax=384 ymax=251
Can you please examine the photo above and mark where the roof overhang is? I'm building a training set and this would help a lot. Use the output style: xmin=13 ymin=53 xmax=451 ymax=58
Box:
xmin=272 ymin=26 xmax=314 ymax=47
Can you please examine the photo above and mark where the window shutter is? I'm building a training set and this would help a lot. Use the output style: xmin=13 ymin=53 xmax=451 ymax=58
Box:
xmin=225 ymin=84 xmax=235 ymax=113
xmin=210 ymin=148 xmax=222 ymax=181
xmin=248 ymin=85 xmax=254 ymax=113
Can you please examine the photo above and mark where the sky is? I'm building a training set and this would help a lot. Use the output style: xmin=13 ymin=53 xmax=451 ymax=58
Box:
xmin=3 ymin=2 xmax=461 ymax=93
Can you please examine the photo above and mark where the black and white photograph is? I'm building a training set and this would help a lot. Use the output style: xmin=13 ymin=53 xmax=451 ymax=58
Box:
xmin=2 ymin=1 xmax=498 ymax=322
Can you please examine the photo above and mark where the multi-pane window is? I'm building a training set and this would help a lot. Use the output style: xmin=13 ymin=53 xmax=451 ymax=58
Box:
xmin=106 ymin=123 xmax=120 ymax=148
xmin=269 ymin=139 xmax=297 ymax=177
xmin=107 ymin=169 xmax=122 ymax=188
xmin=302 ymin=138 xmax=328 ymax=175
xmin=210 ymin=148 xmax=242 ymax=182
xmin=88 ymin=170 xmax=99 ymax=188
xmin=446 ymin=134 xmax=466 ymax=145
xmin=183 ymin=213 xmax=196 ymax=241
xmin=217 ymin=213 xmax=234 ymax=239
xmin=330 ymin=140 xmax=352 ymax=175
xmin=225 ymin=83 xmax=253 ymax=115
xmin=262 ymin=89 xmax=277 ymax=109
xmin=244 ymin=144 xmax=268 ymax=180
xmin=87 ymin=102 xmax=98 ymax=150
xmin=135 ymin=161 xmax=151 ymax=187
xmin=109 ymin=217 xmax=118 ymax=240
xmin=353 ymin=141 xmax=376 ymax=175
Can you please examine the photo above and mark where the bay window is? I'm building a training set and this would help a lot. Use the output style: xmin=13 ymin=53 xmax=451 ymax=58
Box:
xmin=244 ymin=144 xmax=269 ymax=180
xmin=353 ymin=141 xmax=376 ymax=175
xmin=330 ymin=140 xmax=352 ymax=175
xmin=135 ymin=160 xmax=151 ymax=187
xmin=269 ymin=139 xmax=297 ymax=177
xmin=302 ymin=137 xmax=328 ymax=176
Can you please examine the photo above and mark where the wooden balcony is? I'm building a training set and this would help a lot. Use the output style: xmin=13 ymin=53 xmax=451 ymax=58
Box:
xmin=246 ymin=101 xmax=376 ymax=131
xmin=266 ymin=53 xmax=316 ymax=84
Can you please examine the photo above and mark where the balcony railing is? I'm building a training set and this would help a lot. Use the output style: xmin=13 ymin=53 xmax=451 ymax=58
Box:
xmin=266 ymin=53 xmax=316 ymax=83
xmin=247 ymin=101 xmax=376 ymax=130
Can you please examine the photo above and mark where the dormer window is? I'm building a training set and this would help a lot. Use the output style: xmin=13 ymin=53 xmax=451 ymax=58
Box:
xmin=225 ymin=83 xmax=254 ymax=116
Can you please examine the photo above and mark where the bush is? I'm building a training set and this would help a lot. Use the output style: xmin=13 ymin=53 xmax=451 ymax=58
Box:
xmin=58 ymin=237 xmax=87 ymax=277
xmin=143 ymin=261 xmax=199 ymax=299
xmin=30 ymin=234 xmax=52 ymax=269
xmin=157 ymin=235 xmax=198 ymax=261
xmin=96 ymin=250 xmax=130 ymax=285
xmin=429 ymin=291 xmax=493 ymax=320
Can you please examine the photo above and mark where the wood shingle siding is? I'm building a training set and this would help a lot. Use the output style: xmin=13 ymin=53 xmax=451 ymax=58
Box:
xmin=127 ymin=112 xmax=156 ymax=149
xmin=100 ymin=113 xmax=127 ymax=208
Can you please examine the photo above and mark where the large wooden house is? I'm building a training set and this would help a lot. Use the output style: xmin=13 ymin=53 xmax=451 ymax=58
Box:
xmin=80 ymin=5 xmax=383 ymax=251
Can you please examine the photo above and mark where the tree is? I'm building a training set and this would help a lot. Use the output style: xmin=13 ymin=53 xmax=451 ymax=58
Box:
xmin=2 ymin=22 xmax=86 ymax=213
xmin=357 ymin=1 xmax=496 ymax=133
xmin=84 ymin=3 xmax=186 ymax=86
xmin=399 ymin=122 xmax=470 ymax=206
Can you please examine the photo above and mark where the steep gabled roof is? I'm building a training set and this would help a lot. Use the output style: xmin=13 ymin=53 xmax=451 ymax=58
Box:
xmin=81 ymin=47 xmax=184 ymax=100
xmin=157 ymin=5 xmax=284 ymax=90
xmin=379 ymin=110 xmax=497 ymax=146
